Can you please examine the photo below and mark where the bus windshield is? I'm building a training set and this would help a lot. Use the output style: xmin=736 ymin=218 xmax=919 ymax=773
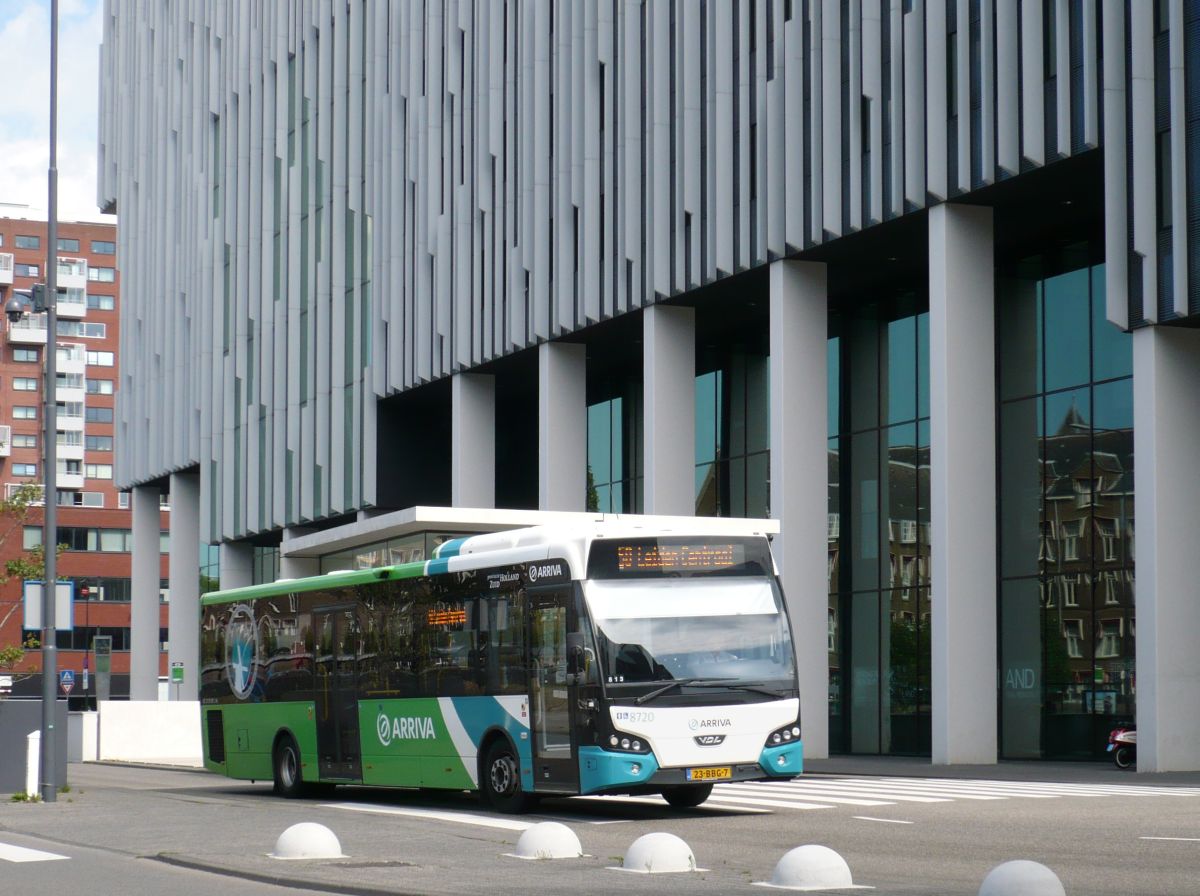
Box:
xmin=582 ymin=576 xmax=795 ymax=686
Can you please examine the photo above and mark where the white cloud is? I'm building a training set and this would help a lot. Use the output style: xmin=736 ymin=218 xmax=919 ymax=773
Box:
xmin=0 ymin=0 xmax=113 ymax=223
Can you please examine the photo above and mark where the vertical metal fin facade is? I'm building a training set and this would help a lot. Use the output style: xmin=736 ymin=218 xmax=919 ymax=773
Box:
xmin=98 ymin=1 xmax=1191 ymax=540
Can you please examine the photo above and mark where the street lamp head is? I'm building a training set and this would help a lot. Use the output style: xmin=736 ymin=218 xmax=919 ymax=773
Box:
xmin=5 ymin=295 xmax=27 ymax=324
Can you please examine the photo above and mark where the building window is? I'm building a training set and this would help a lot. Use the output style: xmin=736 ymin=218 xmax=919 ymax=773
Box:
xmin=86 ymin=351 xmax=115 ymax=367
xmin=15 ymin=235 xmax=40 ymax=250
xmin=85 ymin=406 xmax=114 ymax=424
xmin=87 ymin=266 xmax=116 ymax=282
xmin=86 ymin=379 xmax=114 ymax=395
xmin=1063 ymin=619 xmax=1084 ymax=658
xmin=14 ymin=263 xmax=39 ymax=277
xmin=12 ymin=377 xmax=38 ymax=391
xmin=12 ymin=348 xmax=38 ymax=363
xmin=12 ymin=463 xmax=37 ymax=477
xmin=87 ymin=294 xmax=115 ymax=311
xmin=13 ymin=406 xmax=37 ymax=420
xmin=1096 ymin=619 xmax=1122 ymax=659
xmin=85 ymin=434 xmax=113 ymax=451
xmin=57 ymin=237 xmax=80 ymax=252
xmin=91 ymin=240 xmax=115 ymax=255
xmin=12 ymin=434 xmax=37 ymax=449
xmin=85 ymin=464 xmax=114 ymax=480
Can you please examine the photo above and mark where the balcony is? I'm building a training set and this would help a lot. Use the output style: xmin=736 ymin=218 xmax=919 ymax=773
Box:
xmin=57 ymin=287 xmax=87 ymax=319
xmin=0 ymin=253 xmax=12 ymax=285
xmin=57 ymin=470 xmax=85 ymax=490
xmin=56 ymin=342 xmax=86 ymax=374
xmin=57 ymin=257 xmax=88 ymax=290
xmin=7 ymin=313 xmax=47 ymax=344
xmin=0 ymin=425 xmax=10 ymax=458
xmin=55 ymin=441 xmax=84 ymax=462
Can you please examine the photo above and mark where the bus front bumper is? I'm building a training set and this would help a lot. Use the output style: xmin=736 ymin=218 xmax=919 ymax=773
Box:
xmin=578 ymin=741 xmax=802 ymax=795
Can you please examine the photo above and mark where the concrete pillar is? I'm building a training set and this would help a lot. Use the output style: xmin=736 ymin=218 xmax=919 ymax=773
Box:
xmin=769 ymin=260 xmax=830 ymax=760
xmin=280 ymin=527 xmax=320 ymax=580
xmin=929 ymin=203 xmax=997 ymax=764
xmin=219 ymin=542 xmax=254 ymax=591
xmin=451 ymin=372 xmax=496 ymax=508
xmin=643 ymin=304 xmax=696 ymax=515
xmin=129 ymin=484 xmax=161 ymax=701
xmin=1134 ymin=326 xmax=1200 ymax=771
xmin=538 ymin=341 xmax=587 ymax=511
xmin=167 ymin=471 xmax=200 ymax=701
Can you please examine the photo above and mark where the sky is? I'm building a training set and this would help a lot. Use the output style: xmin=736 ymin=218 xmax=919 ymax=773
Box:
xmin=0 ymin=0 xmax=113 ymax=223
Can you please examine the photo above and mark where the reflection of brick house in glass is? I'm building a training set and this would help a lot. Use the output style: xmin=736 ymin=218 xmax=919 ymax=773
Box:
xmin=1040 ymin=408 xmax=1134 ymax=720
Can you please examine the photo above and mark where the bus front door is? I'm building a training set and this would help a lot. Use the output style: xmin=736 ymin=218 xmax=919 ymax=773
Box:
xmin=314 ymin=606 xmax=362 ymax=781
xmin=527 ymin=586 xmax=580 ymax=794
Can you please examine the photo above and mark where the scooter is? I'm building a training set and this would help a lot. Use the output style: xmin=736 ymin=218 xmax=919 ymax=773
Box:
xmin=1107 ymin=725 xmax=1136 ymax=769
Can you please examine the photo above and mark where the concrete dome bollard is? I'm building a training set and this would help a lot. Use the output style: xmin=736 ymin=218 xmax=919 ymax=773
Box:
xmin=508 ymin=822 xmax=584 ymax=860
xmin=270 ymin=822 xmax=346 ymax=860
xmin=979 ymin=860 xmax=1066 ymax=896
xmin=619 ymin=832 xmax=697 ymax=873
xmin=758 ymin=844 xmax=869 ymax=891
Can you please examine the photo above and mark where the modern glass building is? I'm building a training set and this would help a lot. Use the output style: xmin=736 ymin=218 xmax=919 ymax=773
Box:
xmin=98 ymin=2 xmax=1200 ymax=769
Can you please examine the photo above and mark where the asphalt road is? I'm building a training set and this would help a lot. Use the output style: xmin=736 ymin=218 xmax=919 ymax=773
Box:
xmin=1 ymin=761 xmax=1198 ymax=895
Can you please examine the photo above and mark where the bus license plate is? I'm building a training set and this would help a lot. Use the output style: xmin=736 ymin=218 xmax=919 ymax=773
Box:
xmin=686 ymin=766 xmax=732 ymax=782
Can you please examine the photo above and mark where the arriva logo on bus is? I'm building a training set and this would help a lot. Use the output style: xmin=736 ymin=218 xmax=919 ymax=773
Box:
xmin=376 ymin=712 xmax=437 ymax=746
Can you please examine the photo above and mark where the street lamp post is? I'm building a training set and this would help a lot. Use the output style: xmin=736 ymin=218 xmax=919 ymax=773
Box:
xmin=41 ymin=0 xmax=60 ymax=805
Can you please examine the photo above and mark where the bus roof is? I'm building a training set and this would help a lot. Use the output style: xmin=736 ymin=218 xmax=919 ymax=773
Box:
xmin=201 ymin=515 xmax=780 ymax=606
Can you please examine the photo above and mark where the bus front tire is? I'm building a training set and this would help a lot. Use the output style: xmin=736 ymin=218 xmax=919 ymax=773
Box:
xmin=481 ymin=739 xmax=533 ymax=813
xmin=661 ymin=783 xmax=713 ymax=809
xmin=273 ymin=735 xmax=306 ymax=798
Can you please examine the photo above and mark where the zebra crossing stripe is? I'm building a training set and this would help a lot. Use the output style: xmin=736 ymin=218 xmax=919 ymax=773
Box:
xmin=0 ymin=843 xmax=69 ymax=863
xmin=716 ymin=783 xmax=892 ymax=806
xmin=737 ymin=782 xmax=950 ymax=803
xmin=767 ymin=779 xmax=1003 ymax=801
xmin=878 ymin=777 xmax=1200 ymax=798
xmin=705 ymin=792 xmax=837 ymax=811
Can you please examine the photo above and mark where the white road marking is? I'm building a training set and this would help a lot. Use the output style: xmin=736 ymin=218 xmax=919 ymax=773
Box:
xmin=0 ymin=843 xmax=70 ymax=863
xmin=853 ymin=816 xmax=914 ymax=824
xmin=1140 ymin=836 xmax=1200 ymax=842
xmin=322 ymin=802 xmax=534 ymax=831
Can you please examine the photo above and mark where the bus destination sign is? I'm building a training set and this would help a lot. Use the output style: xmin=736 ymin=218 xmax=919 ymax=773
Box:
xmin=615 ymin=542 xmax=743 ymax=574
xmin=587 ymin=536 xmax=771 ymax=579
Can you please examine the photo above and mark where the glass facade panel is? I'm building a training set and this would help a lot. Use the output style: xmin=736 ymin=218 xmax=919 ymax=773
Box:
xmin=997 ymin=254 xmax=1134 ymax=760
xmin=829 ymin=290 xmax=930 ymax=755
xmin=694 ymin=344 xmax=769 ymax=518
xmin=587 ymin=377 xmax=642 ymax=513
xmin=1042 ymin=269 xmax=1091 ymax=392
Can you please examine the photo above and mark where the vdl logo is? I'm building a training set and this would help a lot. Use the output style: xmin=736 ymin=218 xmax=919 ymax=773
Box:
xmin=224 ymin=605 xmax=259 ymax=700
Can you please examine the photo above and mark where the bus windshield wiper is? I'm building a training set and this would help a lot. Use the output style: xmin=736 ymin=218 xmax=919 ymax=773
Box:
xmin=634 ymin=677 xmax=738 ymax=705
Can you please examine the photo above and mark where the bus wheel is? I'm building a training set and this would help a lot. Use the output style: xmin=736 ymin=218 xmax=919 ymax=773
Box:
xmin=661 ymin=784 xmax=713 ymax=809
xmin=273 ymin=735 xmax=306 ymax=798
xmin=481 ymin=739 xmax=532 ymax=813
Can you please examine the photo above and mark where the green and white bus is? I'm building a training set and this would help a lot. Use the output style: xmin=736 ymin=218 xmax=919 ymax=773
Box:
xmin=200 ymin=519 xmax=801 ymax=811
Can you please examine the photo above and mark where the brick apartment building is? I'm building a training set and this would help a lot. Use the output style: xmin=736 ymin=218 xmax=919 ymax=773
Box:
xmin=0 ymin=209 xmax=168 ymax=705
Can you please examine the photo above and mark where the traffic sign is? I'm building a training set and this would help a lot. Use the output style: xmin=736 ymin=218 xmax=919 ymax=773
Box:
xmin=170 ymin=662 xmax=184 ymax=684
xmin=59 ymin=668 xmax=75 ymax=696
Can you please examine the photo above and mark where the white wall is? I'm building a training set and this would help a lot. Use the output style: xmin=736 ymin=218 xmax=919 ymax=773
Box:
xmin=97 ymin=701 xmax=203 ymax=767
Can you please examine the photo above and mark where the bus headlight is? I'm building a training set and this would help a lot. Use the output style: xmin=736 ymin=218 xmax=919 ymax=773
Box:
xmin=605 ymin=732 xmax=652 ymax=754
xmin=765 ymin=722 xmax=801 ymax=749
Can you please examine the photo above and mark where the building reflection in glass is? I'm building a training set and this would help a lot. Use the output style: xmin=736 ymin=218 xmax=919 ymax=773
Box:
xmin=998 ymin=252 xmax=1134 ymax=759
xmin=828 ymin=292 xmax=931 ymax=755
